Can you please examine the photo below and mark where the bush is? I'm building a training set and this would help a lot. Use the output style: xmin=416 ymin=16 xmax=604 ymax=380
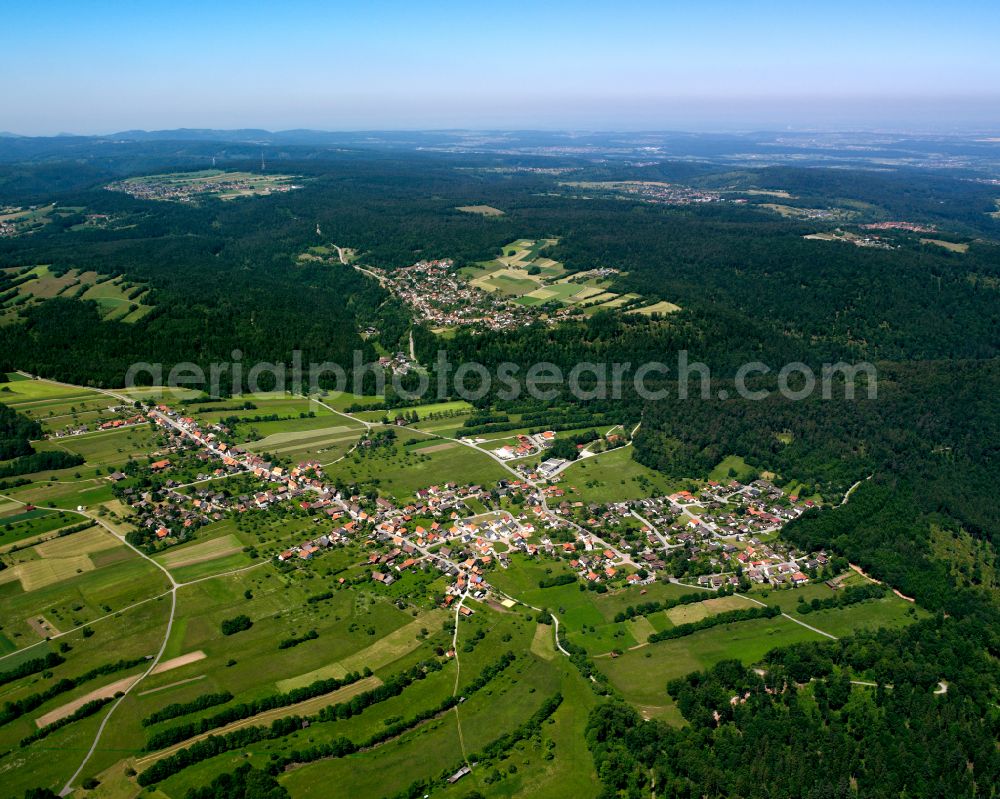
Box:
xmin=220 ymin=615 xmax=253 ymax=636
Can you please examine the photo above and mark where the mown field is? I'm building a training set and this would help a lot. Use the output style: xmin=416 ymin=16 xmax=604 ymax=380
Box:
xmin=556 ymin=446 xmax=681 ymax=502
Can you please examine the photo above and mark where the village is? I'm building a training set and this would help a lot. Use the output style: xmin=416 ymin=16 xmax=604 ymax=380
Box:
xmin=368 ymin=258 xmax=537 ymax=332
xmin=106 ymin=397 xmax=829 ymax=612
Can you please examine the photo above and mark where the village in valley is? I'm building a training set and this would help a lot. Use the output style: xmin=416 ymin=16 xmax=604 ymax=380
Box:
xmin=0 ymin=357 xmax=925 ymax=798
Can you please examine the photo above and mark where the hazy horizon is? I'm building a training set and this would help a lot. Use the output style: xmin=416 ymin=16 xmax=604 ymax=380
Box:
xmin=3 ymin=0 xmax=1000 ymax=136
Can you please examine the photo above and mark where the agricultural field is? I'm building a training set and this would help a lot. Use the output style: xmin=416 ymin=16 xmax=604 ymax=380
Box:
xmin=0 ymin=265 xmax=153 ymax=323
xmin=0 ymin=508 xmax=86 ymax=550
xmin=105 ymin=170 xmax=302 ymax=203
xmin=34 ymin=425 xmax=160 ymax=466
xmin=457 ymin=238 xmax=676 ymax=317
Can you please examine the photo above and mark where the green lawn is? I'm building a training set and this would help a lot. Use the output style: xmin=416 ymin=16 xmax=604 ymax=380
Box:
xmin=322 ymin=429 xmax=507 ymax=500
xmin=598 ymin=615 xmax=827 ymax=708
xmin=708 ymin=454 xmax=757 ymax=482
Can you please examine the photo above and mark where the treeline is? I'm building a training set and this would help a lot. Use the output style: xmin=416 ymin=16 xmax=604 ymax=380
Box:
xmin=277 ymin=629 xmax=318 ymax=650
xmin=538 ymin=573 xmax=576 ymax=589
xmin=613 ymin=585 xmax=735 ymax=623
xmin=0 ymin=652 xmax=65 ymax=688
xmin=143 ymin=668 xmax=370 ymax=751
xmin=219 ymin=615 xmax=252 ymax=636
xmin=0 ymin=402 xmax=42 ymax=460
xmin=647 ymin=605 xmax=781 ymax=644
xmin=185 ymin=763 xmax=289 ymax=799
xmin=271 ymin=652 xmax=516 ymax=772
xmin=0 ymin=450 xmax=84 ymax=479
xmin=141 ymin=690 xmax=233 ymax=727
xmin=796 ymin=581 xmax=885 ymax=614
xmin=313 ymin=658 xmax=447 ymax=723
xmin=141 ymin=653 xmax=514 ymax=785
xmin=0 ymin=656 xmax=146 ymax=727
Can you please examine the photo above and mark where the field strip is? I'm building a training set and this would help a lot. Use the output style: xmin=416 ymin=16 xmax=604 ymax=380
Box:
xmin=277 ymin=611 xmax=445 ymax=692
xmin=156 ymin=534 xmax=242 ymax=569
xmin=625 ymin=616 xmax=657 ymax=642
xmin=414 ymin=441 xmax=457 ymax=454
xmin=665 ymin=595 xmax=750 ymax=625
xmin=150 ymin=650 xmax=206 ymax=674
xmin=0 ymin=522 xmax=97 ymax=555
xmin=246 ymin=425 xmax=352 ymax=449
xmin=134 ymin=675 xmax=384 ymax=766
xmin=35 ymin=674 xmax=141 ymax=728
xmin=137 ymin=674 xmax=206 ymax=696
xmin=530 ymin=622 xmax=557 ymax=661
xmin=737 ymin=593 xmax=839 ymax=640
xmin=34 ymin=650 xmax=205 ymax=728
xmin=268 ymin=432 xmax=361 ymax=456
xmin=0 ymin=554 xmax=96 ymax=591
xmin=34 ymin=527 xmax=120 ymax=558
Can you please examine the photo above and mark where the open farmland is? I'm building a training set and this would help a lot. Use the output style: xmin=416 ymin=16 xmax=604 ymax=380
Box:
xmin=457 ymin=238 xmax=676 ymax=317
xmin=0 ymin=266 xmax=153 ymax=323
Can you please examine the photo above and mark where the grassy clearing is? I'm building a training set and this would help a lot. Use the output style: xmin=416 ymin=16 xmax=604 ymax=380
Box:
xmin=456 ymin=204 xmax=505 ymax=216
xmin=708 ymin=454 xmax=757 ymax=483
xmin=108 ymin=170 xmax=300 ymax=203
xmin=626 ymin=616 xmax=657 ymax=642
xmin=600 ymin=615 xmax=826 ymax=707
xmin=557 ymin=447 xmax=681 ymax=503
xmin=530 ymin=622 xmax=557 ymax=660
xmin=0 ymin=267 xmax=153 ymax=322
xmin=1 ymin=375 xmax=104 ymax=404
xmin=920 ymin=238 xmax=969 ymax=253
xmin=322 ymin=430 xmax=507 ymax=500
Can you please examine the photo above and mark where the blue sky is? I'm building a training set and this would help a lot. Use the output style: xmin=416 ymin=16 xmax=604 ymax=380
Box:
xmin=3 ymin=0 xmax=999 ymax=134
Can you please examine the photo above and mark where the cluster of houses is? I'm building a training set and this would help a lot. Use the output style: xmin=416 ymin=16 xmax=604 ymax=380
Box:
xmin=587 ymin=181 xmax=728 ymax=206
xmin=859 ymin=221 xmax=936 ymax=233
xmin=105 ymin=174 xmax=301 ymax=203
xmin=49 ymin=406 xmax=146 ymax=438
xmin=374 ymin=258 xmax=537 ymax=331
xmin=106 ymin=395 xmax=833 ymax=601
xmin=376 ymin=352 xmax=415 ymax=375
xmin=492 ymin=431 xmax=556 ymax=460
